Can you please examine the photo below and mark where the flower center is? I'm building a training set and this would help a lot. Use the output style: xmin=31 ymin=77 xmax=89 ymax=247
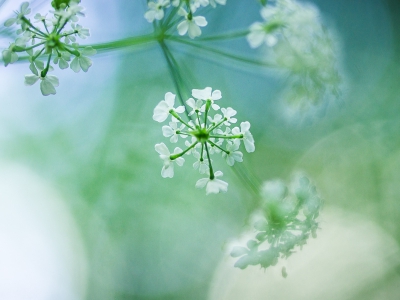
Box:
xmin=191 ymin=127 xmax=209 ymax=143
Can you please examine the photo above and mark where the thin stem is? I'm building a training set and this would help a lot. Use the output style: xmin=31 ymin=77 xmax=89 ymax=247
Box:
xmin=169 ymin=110 xmax=194 ymax=130
xmin=41 ymin=52 xmax=52 ymax=77
xmin=27 ymin=28 xmax=46 ymax=38
xmin=32 ymin=47 xmax=45 ymax=60
xmin=197 ymin=29 xmax=249 ymax=41
xmin=170 ymin=141 xmax=198 ymax=160
xmin=204 ymin=142 xmax=214 ymax=179
xmin=208 ymin=140 xmax=229 ymax=155
xmin=209 ymin=134 xmax=243 ymax=139
xmin=64 ymin=45 xmax=80 ymax=56
xmin=200 ymin=143 xmax=204 ymax=160
xmin=207 ymin=117 xmax=227 ymax=133
xmin=23 ymin=41 xmax=46 ymax=51
xmin=168 ymin=36 xmax=274 ymax=68
xmin=195 ymin=111 xmax=202 ymax=127
xmin=21 ymin=16 xmax=47 ymax=36
xmin=42 ymin=20 xmax=49 ymax=34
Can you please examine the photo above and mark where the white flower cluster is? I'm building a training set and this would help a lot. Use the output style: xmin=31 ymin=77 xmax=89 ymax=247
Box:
xmin=144 ymin=0 xmax=226 ymax=38
xmin=2 ymin=0 xmax=96 ymax=96
xmin=153 ymin=87 xmax=255 ymax=195
xmin=230 ymin=173 xmax=322 ymax=272
xmin=247 ymin=0 xmax=342 ymax=107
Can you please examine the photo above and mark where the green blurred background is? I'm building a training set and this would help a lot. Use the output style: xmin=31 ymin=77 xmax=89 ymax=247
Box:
xmin=0 ymin=0 xmax=399 ymax=299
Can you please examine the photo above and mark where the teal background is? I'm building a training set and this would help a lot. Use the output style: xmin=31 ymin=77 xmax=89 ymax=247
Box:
xmin=0 ymin=0 xmax=399 ymax=299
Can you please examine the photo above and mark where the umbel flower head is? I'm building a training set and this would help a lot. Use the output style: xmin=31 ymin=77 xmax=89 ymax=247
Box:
xmin=144 ymin=0 xmax=226 ymax=39
xmin=247 ymin=0 xmax=343 ymax=109
xmin=230 ymin=173 xmax=322 ymax=273
xmin=2 ymin=0 xmax=96 ymax=96
xmin=153 ymin=87 xmax=255 ymax=195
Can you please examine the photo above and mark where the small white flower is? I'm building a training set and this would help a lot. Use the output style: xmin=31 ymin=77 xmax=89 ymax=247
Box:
xmin=221 ymin=107 xmax=237 ymax=125
xmin=247 ymin=22 xmax=279 ymax=48
xmin=162 ymin=121 xmax=186 ymax=143
xmin=177 ymin=8 xmax=208 ymax=39
xmin=193 ymin=152 xmax=209 ymax=174
xmin=71 ymin=23 xmax=90 ymax=39
xmin=4 ymin=2 xmax=31 ymax=27
xmin=155 ymin=143 xmax=185 ymax=178
xmin=24 ymin=73 xmax=59 ymax=96
xmin=70 ymin=46 xmax=96 ymax=73
xmin=208 ymin=114 xmax=223 ymax=125
xmin=186 ymin=98 xmax=204 ymax=116
xmin=195 ymin=171 xmax=228 ymax=195
xmin=208 ymin=138 xmax=223 ymax=154
xmin=232 ymin=121 xmax=255 ymax=153
xmin=185 ymin=138 xmax=200 ymax=155
xmin=222 ymin=140 xmax=243 ymax=166
xmin=153 ymin=92 xmax=185 ymax=122
xmin=144 ymin=0 xmax=170 ymax=22
xmin=192 ymin=87 xmax=222 ymax=110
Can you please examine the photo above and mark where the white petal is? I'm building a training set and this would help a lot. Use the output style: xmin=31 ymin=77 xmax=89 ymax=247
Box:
xmin=175 ymin=157 xmax=185 ymax=166
xmin=46 ymin=75 xmax=59 ymax=87
xmin=214 ymin=171 xmax=223 ymax=177
xmin=161 ymin=164 xmax=174 ymax=178
xmin=195 ymin=178 xmax=209 ymax=189
xmin=194 ymin=16 xmax=207 ymax=27
xmin=24 ymin=74 xmax=39 ymax=86
xmin=206 ymin=179 xmax=228 ymax=195
xmin=155 ymin=143 xmax=170 ymax=156
xmin=40 ymin=79 xmax=56 ymax=96
xmin=153 ymin=101 xmax=169 ymax=122
xmin=175 ymin=105 xmax=185 ymax=113
xmin=244 ymin=139 xmax=255 ymax=153
xmin=188 ymin=22 xmax=201 ymax=39
xmin=162 ymin=125 xmax=174 ymax=137
xmin=247 ymin=31 xmax=265 ymax=48
xmin=164 ymin=92 xmax=176 ymax=107
xmin=240 ymin=121 xmax=251 ymax=132
xmin=70 ymin=56 xmax=81 ymax=73
xmin=79 ymin=56 xmax=93 ymax=72
xmin=170 ymin=135 xmax=178 ymax=143
xmin=211 ymin=89 xmax=222 ymax=100
xmin=177 ymin=21 xmax=189 ymax=35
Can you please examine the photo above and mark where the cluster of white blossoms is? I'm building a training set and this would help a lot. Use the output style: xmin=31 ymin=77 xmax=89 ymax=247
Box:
xmin=230 ymin=174 xmax=321 ymax=273
xmin=2 ymin=0 xmax=96 ymax=96
xmin=247 ymin=0 xmax=342 ymax=108
xmin=153 ymin=87 xmax=255 ymax=195
xmin=144 ymin=0 xmax=226 ymax=38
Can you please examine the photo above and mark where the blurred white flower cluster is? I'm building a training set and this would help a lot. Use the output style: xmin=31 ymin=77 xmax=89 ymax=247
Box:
xmin=248 ymin=0 xmax=342 ymax=108
xmin=230 ymin=173 xmax=322 ymax=273
xmin=2 ymin=0 xmax=96 ymax=96
xmin=144 ymin=0 xmax=226 ymax=38
xmin=153 ymin=87 xmax=255 ymax=195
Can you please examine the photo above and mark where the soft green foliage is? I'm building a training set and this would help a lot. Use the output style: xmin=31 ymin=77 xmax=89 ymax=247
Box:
xmin=231 ymin=174 xmax=322 ymax=271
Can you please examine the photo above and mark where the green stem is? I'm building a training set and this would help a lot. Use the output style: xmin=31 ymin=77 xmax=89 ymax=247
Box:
xmin=168 ymin=36 xmax=274 ymax=68
xmin=207 ymin=117 xmax=227 ymax=133
xmin=84 ymin=34 xmax=156 ymax=52
xmin=21 ymin=41 xmax=46 ymax=51
xmin=41 ymin=52 xmax=52 ymax=77
xmin=195 ymin=110 xmax=202 ymax=128
xmin=197 ymin=29 xmax=249 ymax=41
xmin=42 ymin=20 xmax=50 ymax=34
xmin=209 ymin=134 xmax=243 ymax=139
xmin=169 ymin=110 xmax=194 ymax=130
xmin=32 ymin=47 xmax=45 ymax=60
xmin=208 ymin=140 xmax=229 ymax=155
xmin=204 ymin=142 xmax=214 ymax=179
xmin=64 ymin=45 xmax=80 ymax=56
xmin=170 ymin=141 xmax=198 ymax=160
xmin=21 ymin=16 xmax=47 ymax=36
xmin=203 ymin=100 xmax=211 ymax=129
